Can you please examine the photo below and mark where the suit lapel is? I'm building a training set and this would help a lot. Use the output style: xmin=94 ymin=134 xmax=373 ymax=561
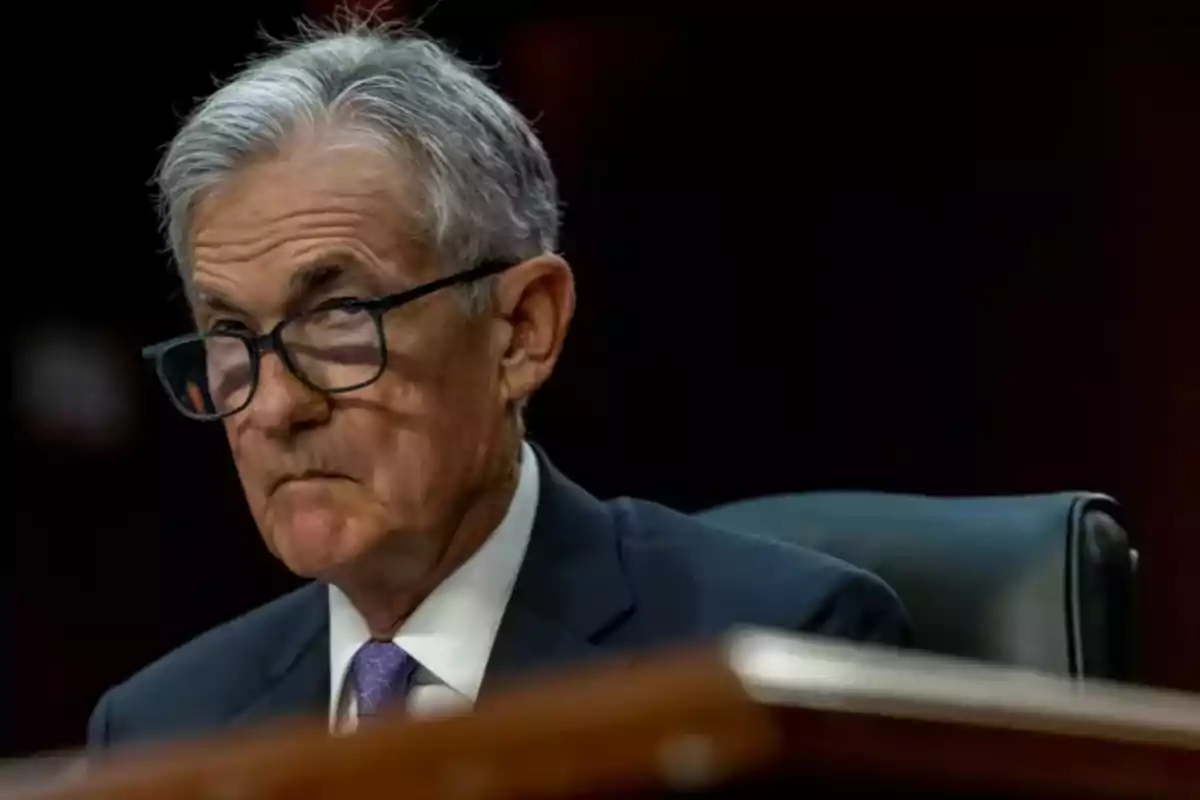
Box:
xmin=481 ymin=447 xmax=634 ymax=695
xmin=231 ymin=582 xmax=330 ymax=728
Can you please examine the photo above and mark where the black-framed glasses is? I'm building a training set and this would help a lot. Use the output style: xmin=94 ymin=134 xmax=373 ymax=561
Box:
xmin=143 ymin=260 xmax=514 ymax=421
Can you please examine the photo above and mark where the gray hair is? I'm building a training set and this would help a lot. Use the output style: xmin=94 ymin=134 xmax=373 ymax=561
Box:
xmin=157 ymin=19 xmax=560 ymax=307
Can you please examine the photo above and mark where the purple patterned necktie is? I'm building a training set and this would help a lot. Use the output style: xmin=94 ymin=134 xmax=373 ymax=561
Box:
xmin=351 ymin=641 xmax=416 ymax=718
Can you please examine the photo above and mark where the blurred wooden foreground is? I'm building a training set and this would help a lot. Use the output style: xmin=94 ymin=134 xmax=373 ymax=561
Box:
xmin=8 ymin=629 xmax=1199 ymax=799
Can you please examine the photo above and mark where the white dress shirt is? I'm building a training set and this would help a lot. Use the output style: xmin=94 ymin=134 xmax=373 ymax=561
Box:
xmin=327 ymin=441 xmax=539 ymax=732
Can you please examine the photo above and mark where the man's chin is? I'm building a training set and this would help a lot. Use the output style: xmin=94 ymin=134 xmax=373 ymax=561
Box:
xmin=268 ymin=510 xmax=365 ymax=578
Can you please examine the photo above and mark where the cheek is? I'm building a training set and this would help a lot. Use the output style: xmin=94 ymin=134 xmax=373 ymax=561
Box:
xmin=354 ymin=376 xmax=450 ymax=481
xmin=354 ymin=366 xmax=495 ymax=498
xmin=377 ymin=326 xmax=501 ymax=431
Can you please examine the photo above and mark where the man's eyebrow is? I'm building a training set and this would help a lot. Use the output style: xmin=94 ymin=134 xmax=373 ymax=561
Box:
xmin=193 ymin=256 xmax=385 ymax=322
xmin=283 ymin=256 xmax=381 ymax=310
xmin=193 ymin=291 xmax=246 ymax=321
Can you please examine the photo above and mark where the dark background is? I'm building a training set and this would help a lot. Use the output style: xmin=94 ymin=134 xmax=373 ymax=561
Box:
xmin=9 ymin=2 xmax=1198 ymax=757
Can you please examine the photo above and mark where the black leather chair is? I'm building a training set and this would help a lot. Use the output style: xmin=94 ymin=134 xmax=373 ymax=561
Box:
xmin=697 ymin=492 xmax=1137 ymax=680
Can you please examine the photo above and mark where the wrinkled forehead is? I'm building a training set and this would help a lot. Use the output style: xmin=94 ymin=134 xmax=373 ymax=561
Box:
xmin=187 ymin=143 xmax=429 ymax=321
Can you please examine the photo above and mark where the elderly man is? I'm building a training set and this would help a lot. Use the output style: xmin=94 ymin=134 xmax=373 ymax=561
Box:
xmin=88 ymin=23 xmax=909 ymax=748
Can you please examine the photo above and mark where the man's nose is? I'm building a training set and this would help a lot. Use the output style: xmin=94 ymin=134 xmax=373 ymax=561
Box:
xmin=246 ymin=353 xmax=330 ymax=435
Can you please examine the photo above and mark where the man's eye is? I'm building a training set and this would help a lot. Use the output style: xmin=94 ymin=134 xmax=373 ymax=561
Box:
xmin=210 ymin=319 xmax=250 ymax=334
xmin=313 ymin=296 xmax=364 ymax=312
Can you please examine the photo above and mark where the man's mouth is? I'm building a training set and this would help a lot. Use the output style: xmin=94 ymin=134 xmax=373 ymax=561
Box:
xmin=270 ymin=471 xmax=349 ymax=494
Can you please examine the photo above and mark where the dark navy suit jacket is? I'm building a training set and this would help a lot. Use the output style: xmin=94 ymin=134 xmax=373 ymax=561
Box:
xmin=88 ymin=452 xmax=910 ymax=748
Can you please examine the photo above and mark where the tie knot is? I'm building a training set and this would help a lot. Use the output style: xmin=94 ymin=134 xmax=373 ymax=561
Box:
xmin=351 ymin=641 xmax=415 ymax=717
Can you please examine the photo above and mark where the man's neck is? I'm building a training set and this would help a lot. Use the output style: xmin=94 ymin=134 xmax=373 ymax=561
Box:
xmin=336 ymin=441 xmax=524 ymax=639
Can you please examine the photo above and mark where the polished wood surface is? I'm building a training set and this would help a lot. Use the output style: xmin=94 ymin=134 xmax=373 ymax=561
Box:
xmin=9 ymin=629 xmax=1199 ymax=799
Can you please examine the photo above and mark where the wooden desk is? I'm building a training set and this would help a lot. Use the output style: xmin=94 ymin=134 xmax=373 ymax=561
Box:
xmin=9 ymin=629 xmax=1199 ymax=798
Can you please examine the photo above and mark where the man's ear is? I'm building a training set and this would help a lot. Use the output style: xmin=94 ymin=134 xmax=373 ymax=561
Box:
xmin=495 ymin=254 xmax=575 ymax=408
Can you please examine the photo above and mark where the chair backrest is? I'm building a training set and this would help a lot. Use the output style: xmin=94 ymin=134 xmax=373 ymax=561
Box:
xmin=696 ymin=492 xmax=1136 ymax=680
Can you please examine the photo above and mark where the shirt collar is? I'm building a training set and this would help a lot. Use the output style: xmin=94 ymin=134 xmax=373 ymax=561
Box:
xmin=328 ymin=441 xmax=539 ymax=721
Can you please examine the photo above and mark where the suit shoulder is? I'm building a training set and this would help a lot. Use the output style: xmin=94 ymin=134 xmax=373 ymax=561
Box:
xmin=92 ymin=583 xmax=324 ymax=743
xmin=120 ymin=583 xmax=322 ymax=693
xmin=609 ymin=498 xmax=909 ymax=645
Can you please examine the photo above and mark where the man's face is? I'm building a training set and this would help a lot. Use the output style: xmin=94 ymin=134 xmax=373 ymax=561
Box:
xmin=188 ymin=142 xmax=514 ymax=581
